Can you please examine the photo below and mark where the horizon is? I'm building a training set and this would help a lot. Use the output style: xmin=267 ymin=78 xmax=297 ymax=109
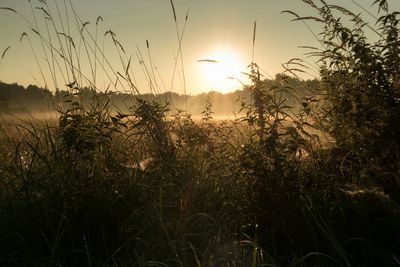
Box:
xmin=1 ymin=0 xmax=399 ymax=95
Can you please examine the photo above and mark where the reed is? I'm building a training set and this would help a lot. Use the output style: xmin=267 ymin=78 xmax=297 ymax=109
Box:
xmin=0 ymin=0 xmax=399 ymax=266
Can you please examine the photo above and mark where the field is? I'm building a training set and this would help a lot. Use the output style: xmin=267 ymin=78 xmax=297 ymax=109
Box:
xmin=1 ymin=0 xmax=400 ymax=266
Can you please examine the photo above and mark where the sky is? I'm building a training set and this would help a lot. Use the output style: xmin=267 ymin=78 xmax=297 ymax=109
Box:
xmin=0 ymin=0 xmax=399 ymax=95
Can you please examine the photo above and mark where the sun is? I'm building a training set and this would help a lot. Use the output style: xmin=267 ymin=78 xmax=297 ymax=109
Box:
xmin=197 ymin=48 xmax=246 ymax=93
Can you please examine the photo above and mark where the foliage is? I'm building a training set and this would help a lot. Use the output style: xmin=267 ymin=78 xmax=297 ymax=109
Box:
xmin=0 ymin=0 xmax=400 ymax=266
xmin=294 ymin=0 xmax=400 ymax=202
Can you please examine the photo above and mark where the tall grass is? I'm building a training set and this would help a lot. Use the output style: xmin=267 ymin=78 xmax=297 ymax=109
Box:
xmin=0 ymin=0 xmax=400 ymax=266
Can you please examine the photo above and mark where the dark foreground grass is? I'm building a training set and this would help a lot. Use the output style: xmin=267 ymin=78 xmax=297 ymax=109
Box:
xmin=0 ymin=103 xmax=399 ymax=266
xmin=1 ymin=0 xmax=400 ymax=266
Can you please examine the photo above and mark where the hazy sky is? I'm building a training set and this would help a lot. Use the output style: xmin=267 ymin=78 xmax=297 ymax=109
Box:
xmin=0 ymin=0 xmax=399 ymax=94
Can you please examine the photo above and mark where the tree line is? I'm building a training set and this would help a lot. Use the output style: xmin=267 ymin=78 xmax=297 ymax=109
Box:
xmin=0 ymin=75 xmax=319 ymax=116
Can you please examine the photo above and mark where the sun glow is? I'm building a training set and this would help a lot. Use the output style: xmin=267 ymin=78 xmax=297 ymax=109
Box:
xmin=197 ymin=48 xmax=246 ymax=93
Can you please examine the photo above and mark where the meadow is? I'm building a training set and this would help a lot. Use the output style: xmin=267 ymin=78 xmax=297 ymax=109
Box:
xmin=1 ymin=0 xmax=400 ymax=266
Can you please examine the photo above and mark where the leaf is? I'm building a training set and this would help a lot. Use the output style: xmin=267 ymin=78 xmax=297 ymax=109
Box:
xmin=66 ymin=81 xmax=76 ymax=88
xmin=35 ymin=7 xmax=50 ymax=18
xmin=126 ymin=56 xmax=132 ymax=75
xmin=104 ymin=29 xmax=116 ymax=37
xmin=197 ymin=59 xmax=218 ymax=63
xmin=20 ymin=32 xmax=27 ymax=42
xmin=185 ymin=9 xmax=189 ymax=21
xmin=298 ymin=45 xmax=319 ymax=50
xmin=117 ymin=71 xmax=127 ymax=81
xmin=114 ymin=39 xmax=125 ymax=53
xmin=302 ymin=0 xmax=318 ymax=9
xmin=81 ymin=21 xmax=90 ymax=32
xmin=96 ymin=16 xmax=103 ymax=25
xmin=281 ymin=10 xmax=300 ymax=19
xmin=169 ymin=0 xmax=177 ymax=22
xmin=57 ymin=32 xmax=75 ymax=47
xmin=30 ymin=27 xmax=40 ymax=35
xmin=1 ymin=46 xmax=11 ymax=60
xmin=253 ymin=21 xmax=257 ymax=47
xmin=292 ymin=16 xmax=324 ymax=23
xmin=0 ymin=7 xmax=17 ymax=14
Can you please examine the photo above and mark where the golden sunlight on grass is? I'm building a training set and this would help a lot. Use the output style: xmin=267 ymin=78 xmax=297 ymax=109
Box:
xmin=2 ymin=0 xmax=400 ymax=266
xmin=197 ymin=47 xmax=246 ymax=93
